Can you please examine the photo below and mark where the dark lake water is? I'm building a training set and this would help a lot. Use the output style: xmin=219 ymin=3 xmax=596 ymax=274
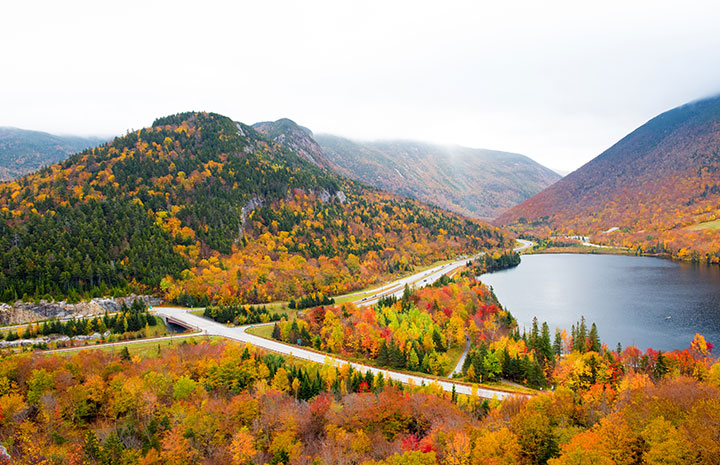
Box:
xmin=479 ymin=254 xmax=720 ymax=351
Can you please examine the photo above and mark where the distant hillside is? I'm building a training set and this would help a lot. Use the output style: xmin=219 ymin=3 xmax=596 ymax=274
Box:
xmin=0 ymin=127 xmax=104 ymax=180
xmin=497 ymin=94 xmax=720 ymax=262
xmin=0 ymin=112 xmax=508 ymax=304
xmin=315 ymin=135 xmax=561 ymax=219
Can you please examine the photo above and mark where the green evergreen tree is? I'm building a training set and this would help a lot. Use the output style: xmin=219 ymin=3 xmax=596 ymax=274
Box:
xmin=271 ymin=323 xmax=281 ymax=340
xmin=539 ymin=322 xmax=553 ymax=366
xmin=577 ymin=316 xmax=588 ymax=353
xmin=377 ymin=341 xmax=390 ymax=366
xmin=432 ymin=328 xmax=445 ymax=352
xmin=529 ymin=317 xmax=540 ymax=350
xmin=389 ymin=342 xmax=406 ymax=369
xmin=653 ymin=351 xmax=669 ymax=379
xmin=553 ymin=328 xmax=563 ymax=357
xmin=589 ymin=323 xmax=601 ymax=352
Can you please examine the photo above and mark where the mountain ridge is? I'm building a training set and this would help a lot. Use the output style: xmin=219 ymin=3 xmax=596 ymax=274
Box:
xmin=249 ymin=118 xmax=560 ymax=218
xmin=497 ymin=94 xmax=720 ymax=262
xmin=0 ymin=127 xmax=105 ymax=181
xmin=0 ymin=111 xmax=508 ymax=304
xmin=314 ymin=134 xmax=561 ymax=219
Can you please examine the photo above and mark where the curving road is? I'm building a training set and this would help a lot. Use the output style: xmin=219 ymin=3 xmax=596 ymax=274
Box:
xmin=155 ymin=306 xmax=522 ymax=400
xmin=154 ymin=244 xmax=534 ymax=400
xmin=514 ymin=239 xmax=535 ymax=253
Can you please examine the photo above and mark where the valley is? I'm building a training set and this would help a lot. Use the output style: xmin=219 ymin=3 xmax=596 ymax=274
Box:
xmin=1 ymin=107 xmax=719 ymax=465
xmin=4 ymin=3 xmax=720 ymax=463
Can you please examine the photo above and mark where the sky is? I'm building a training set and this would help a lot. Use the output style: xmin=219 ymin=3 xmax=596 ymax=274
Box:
xmin=2 ymin=0 xmax=720 ymax=172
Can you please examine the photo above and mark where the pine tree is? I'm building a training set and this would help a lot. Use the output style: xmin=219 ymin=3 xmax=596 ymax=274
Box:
xmin=120 ymin=346 xmax=131 ymax=361
xmin=364 ymin=370 xmax=374 ymax=390
xmin=539 ymin=322 xmax=553 ymax=366
xmin=577 ymin=316 xmax=588 ymax=353
xmin=553 ymin=328 xmax=563 ymax=357
xmin=300 ymin=326 xmax=311 ymax=346
xmin=432 ymin=328 xmax=445 ymax=352
xmin=589 ymin=323 xmax=601 ymax=353
xmin=529 ymin=317 xmax=540 ymax=350
xmin=271 ymin=323 xmax=281 ymax=340
xmin=389 ymin=342 xmax=406 ymax=369
xmin=502 ymin=349 xmax=511 ymax=377
xmin=653 ymin=351 xmax=669 ymax=379
xmin=377 ymin=341 xmax=390 ymax=366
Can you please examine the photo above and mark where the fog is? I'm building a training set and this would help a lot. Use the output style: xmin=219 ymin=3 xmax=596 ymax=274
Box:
xmin=2 ymin=0 xmax=720 ymax=171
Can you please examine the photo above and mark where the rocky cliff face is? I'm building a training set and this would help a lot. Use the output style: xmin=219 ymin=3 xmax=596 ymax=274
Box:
xmin=252 ymin=118 xmax=331 ymax=169
xmin=0 ymin=295 xmax=163 ymax=326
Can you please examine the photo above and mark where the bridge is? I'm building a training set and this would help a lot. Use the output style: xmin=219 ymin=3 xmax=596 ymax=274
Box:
xmin=154 ymin=309 xmax=202 ymax=333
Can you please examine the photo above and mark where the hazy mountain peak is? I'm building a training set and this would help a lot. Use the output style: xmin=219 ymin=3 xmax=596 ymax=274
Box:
xmin=0 ymin=127 xmax=105 ymax=181
xmin=313 ymin=135 xmax=560 ymax=219
xmin=252 ymin=118 xmax=327 ymax=168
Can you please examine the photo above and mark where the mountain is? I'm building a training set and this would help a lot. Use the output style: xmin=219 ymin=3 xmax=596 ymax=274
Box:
xmin=0 ymin=112 xmax=508 ymax=304
xmin=249 ymin=119 xmax=560 ymax=219
xmin=252 ymin=119 xmax=330 ymax=169
xmin=0 ymin=127 xmax=104 ymax=181
xmin=497 ymin=94 xmax=720 ymax=262
xmin=314 ymin=135 xmax=561 ymax=219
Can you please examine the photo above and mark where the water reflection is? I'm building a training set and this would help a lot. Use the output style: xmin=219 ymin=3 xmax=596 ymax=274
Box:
xmin=479 ymin=254 xmax=720 ymax=351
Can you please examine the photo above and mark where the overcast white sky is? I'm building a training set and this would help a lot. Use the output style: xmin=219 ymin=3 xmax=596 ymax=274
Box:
xmin=2 ymin=0 xmax=720 ymax=171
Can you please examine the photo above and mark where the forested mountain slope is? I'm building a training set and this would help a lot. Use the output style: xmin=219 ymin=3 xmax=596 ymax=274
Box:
xmin=498 ymin=94 xmax=720 ymax=262
xmin=0 ymin=112 xmax=508 ymax=304
xmin=315 ymin=134 xmax=560 ymax=219
xmin=0 ymin=127 xmax=104 ymax=181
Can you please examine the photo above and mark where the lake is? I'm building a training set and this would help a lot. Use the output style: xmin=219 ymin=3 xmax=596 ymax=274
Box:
xmin=479 ymin=253 xmax=720 ymax=351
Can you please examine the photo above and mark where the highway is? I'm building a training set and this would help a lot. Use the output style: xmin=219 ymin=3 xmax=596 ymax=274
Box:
xmin=154 ymin=306 xmax=522 ymax=400
xmin=154 ymin=242 xmax=535 ymax=400
xmin=354 ymin=256 xmax=475 ymax=307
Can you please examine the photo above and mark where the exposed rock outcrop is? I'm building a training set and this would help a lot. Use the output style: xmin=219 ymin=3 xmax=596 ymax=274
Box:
xmin=0 ymin=295 xmax=163 ymax=326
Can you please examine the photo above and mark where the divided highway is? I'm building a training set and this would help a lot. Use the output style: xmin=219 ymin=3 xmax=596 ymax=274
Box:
xmin=155 ymin=242 xmax=534 ymax=400
xmin=155 ymin=306 xmax=521 ymax=400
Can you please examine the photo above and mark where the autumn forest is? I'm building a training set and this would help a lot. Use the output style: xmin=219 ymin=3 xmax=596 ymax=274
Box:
xmin=1 ymin=107 xmax=720 ymax=465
